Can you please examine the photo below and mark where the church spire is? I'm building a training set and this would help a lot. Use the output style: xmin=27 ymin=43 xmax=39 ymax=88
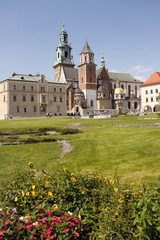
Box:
xmin=100 ymin=52 xmax=105 ymax=67
xmin=54 ymin=26 xmax=74 ymax=67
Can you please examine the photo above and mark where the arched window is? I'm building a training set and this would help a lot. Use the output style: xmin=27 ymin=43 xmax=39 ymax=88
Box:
xmin=134 ymin=102 xmax=138 ymax=109
xmin=128 ymin=85 xmax=131 ymax=96
xmin=121 ymin=84 xmax=124 ymax=89
xmin=114 ymin=84 xmax=116 ymax=88
xmin=128 ymin=101 xmax=131 ymax=109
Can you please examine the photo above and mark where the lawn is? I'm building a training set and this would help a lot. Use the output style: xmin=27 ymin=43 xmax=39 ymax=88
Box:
xmin=0 ymin=114 xmax=160 ymax=185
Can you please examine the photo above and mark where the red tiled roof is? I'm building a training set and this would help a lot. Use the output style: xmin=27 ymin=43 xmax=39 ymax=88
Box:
xmin=141 ymin=72 xmax=160 ymax=86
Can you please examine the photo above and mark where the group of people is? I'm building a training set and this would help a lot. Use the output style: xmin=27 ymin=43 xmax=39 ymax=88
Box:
xmin=5 ymin=114 xmax=13 ymax=120
xmin=46 ymin=113 xmax=52 ymax=117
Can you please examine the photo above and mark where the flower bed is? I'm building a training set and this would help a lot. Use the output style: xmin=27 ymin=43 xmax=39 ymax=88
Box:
xmin=0 ymin=163 xmax=159 ymax=239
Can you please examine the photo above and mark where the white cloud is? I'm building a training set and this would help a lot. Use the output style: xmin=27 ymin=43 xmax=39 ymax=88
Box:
xmin=129 ymin=65 xmax=153 ymax=73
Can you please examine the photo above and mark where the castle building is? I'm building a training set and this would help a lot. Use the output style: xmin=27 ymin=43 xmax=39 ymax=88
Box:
xmin=140 ymin=72 xmax=160 ymax=112
xmin=0 ymin=26 xmax=143 ymax=119
xmin=53 ymin=26 xmax=142 ymax=115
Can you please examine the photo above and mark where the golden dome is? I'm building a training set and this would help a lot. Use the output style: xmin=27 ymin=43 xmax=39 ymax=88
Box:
xmin=114 ymin=87 xmax=125 ymax=94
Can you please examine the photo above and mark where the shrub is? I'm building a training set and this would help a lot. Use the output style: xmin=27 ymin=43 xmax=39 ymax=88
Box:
xmin=0 ymin=163 xmax=159 ymax=239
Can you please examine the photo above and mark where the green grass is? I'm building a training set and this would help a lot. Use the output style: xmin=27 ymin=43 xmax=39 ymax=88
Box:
xmin=0 ymin=114 xmax=160 ymax=185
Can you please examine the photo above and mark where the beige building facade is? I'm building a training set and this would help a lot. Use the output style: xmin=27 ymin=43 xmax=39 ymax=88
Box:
xmin=0 ymin=73 xmax=67 ymax=119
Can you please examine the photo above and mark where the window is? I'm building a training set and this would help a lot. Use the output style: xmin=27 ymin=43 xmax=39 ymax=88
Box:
xmin=40 ymin=86 xmax=46 ymax=91
xmin=33 ymin=106 xmax=37 ymax=112
xmin=156 ymin=97 xmax=158 ymax=101
xmin=31 ymin=95 xmax=34 ymax=101
xmin=128 ymin=85 xmax=131 ymax=96
xmin=128 ymin=101 xmax=131 ymax=109
xmin=114 ymin=84 xmax=116 ymax=88
xmin=150 ymin=89 xmax=153 ymax=94
xmin=145 ymin=90 xmax=148 ymax=94
xmin=135 ymin=86 xmax=137 ymax=97
xmin=60 ymin=88 xmax=62 ymax=92
xmin=3 ymin=84 xmax=5 ymax=91
xmin=121 ymin=84 xmax=124 ymax=89
xmin=54 ymin=97 xmax=57 ymax=102
xmin=23 ymin=85 xmax=26 ymax=90
xmin=54 ymin=87 xmax=56 ymax=92
xmin=41 ymin=95 xmax=46 ymax=103
xmin=13 ymin=95 xmax=17 ymax=101
xmin=134 ymin=102 xmax=138 ymax=109
xmin=151 ymin=98 xmax=153 ymax=102
xmin=156 ymin=89 xmax=158 ymax=93
xmin=146 ymin=98 xmax=148 ymax=102
xmin=31 ymin=86 xmax=34 ymax=91
xmin=90 ymin=100 xmax=93 ymax=107
xmin=81 ymin=77 xmax=83 ymax=83
xmin=90 ymin=77 xmax=92 ymax=82
xmin=13 ymin=84 xmax=16 ymax=90
xmin=3 ymin=95 xmax=5 ymax=102
xmin=24 ymin=107 xmax=27 ymax=113
xmin=17 ymin=107 xmax=20 ymax=113
xmin=60 ymin=97 xmax=63 ymax=102
xmin=65 ymin=51 xmax=68 ymax=58
xmin=22 ymin=96 xmax=26 ymax=101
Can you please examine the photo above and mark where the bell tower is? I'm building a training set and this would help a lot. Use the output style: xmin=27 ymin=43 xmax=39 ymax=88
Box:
xmin=78 ymin=41 xmax=97 ymax=109
xmin=53 ymin=25 xmax=74 ymax=82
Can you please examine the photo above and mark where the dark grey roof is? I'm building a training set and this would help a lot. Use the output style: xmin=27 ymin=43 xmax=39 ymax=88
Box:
xmin=80 ymin=41 xmax=94 ymax=54
xmin=63 ymin=67 xmax=78 ymax=81
xmin=98 ymin=86 xmax=109 ymax=92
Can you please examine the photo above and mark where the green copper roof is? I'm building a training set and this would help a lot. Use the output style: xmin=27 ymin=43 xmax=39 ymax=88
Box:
xmin=108 ymin=72 xmax=142 ymax=83
xmin=80 ymin=41 xmax=94 ymax=54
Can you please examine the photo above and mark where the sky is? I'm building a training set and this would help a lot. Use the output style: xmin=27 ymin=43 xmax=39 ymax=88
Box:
xmin=0 ymin=0 xmax=160 ymax=82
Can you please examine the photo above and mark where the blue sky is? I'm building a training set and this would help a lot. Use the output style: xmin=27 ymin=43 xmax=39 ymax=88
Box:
xmin=0 ymin=0 xmax=160 ymax=82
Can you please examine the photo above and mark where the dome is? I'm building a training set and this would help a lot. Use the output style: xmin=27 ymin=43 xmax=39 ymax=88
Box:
xmin=114 ymin=87 xmax=125 ymax=94
xmin=75 ymin=88 xmax=83 ymax=94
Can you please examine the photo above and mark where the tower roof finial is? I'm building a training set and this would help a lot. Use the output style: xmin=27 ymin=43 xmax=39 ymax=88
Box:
xmin=100 ymin=52 xmax=105 ymax=67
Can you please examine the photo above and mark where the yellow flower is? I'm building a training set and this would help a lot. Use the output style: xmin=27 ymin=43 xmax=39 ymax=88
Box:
xmin=14 ymin=197 xmax=18 ymax=202
xmin=39 ymin=195 xmax=43 ymax=199
xmin=52 ymin=204 xmax=59 ymax=211
xmin=26 ymin=192 xmax=30 ymax=196
xmin=48 ymin=191 xmax=53 ymax=197
xmin=71 ymin=173 xmax=75 ymax=176
xmin=32 ymin=185 xmax=36 ymax=190
xmin=31 ymin=191 xmax=36 ymax=197
xmin=104 ymin=208 xmax=108 ymax=212
xmin=118 ymin=198 xmax=124 ymax=203
xmin=109 ymin=179 xmax=114 ymax=184
xmin=28 ymin=162 xmax=33 ymax=167
xmin=71 ymin=177 xmax=76 ymax=182
xmin=115 ymin=211 xmax=119 ymax=216
xmin=21 ymin=191 xmax=25 ymax=196
xmin=130 ymin=182 xmax=135 ymax=186
xmin=114 ymin=187 xmax=118 ymax=192
xmin=63 ymin=168 xmax=67 ymax=172
xmin=78 ymin=212 xmax=81 ymax=220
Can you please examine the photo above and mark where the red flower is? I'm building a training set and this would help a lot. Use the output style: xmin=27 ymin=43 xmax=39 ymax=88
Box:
xmin=47 ymin=211 xmax=52 ymax=216
xmin=69 ymin=222 xmax=75 ymax=226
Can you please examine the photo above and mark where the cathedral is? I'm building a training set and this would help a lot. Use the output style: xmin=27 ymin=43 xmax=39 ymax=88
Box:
xmin=53 ymin=26 xmax=142 ymax=116
xmin=0 ymin=26 xmax=143 ymax=119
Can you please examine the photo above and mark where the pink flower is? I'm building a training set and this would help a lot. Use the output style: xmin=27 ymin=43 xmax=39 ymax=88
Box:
xmin=55 ymin=218 xmax=61 ymax=223
xmin=75 ymin=232 xmax=80 ymax=237
xmin=69 ymin=222 xmax=75 ymax=226
xmin=0 ymin=232 xmax=3 ymax=236
xmin=17 ymin=227 xmax=23 ymax=231
xmin=41 ymin=217 xmax=47 ymax=223
xmin=73 ymin=218 xmax=79 ymax=223
xmin=64 ymin=228 xmax=70 ymax=233
xmin=4 ymin=220 xmax=10 ymax=226
xmin=42 ymin=225 xmax=47 ymax=228
xmin=47 ymin=212 xmax=52 ymax=216
xmin=46 ymin=230 xmax=52 ymax=235
xmin=25 ymin=224 xmax=33 ymax=229
xmin=49 ymin=236 xmax=55 ymax=240
xmin=48 ymin=226 xmax=53 ymax=230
